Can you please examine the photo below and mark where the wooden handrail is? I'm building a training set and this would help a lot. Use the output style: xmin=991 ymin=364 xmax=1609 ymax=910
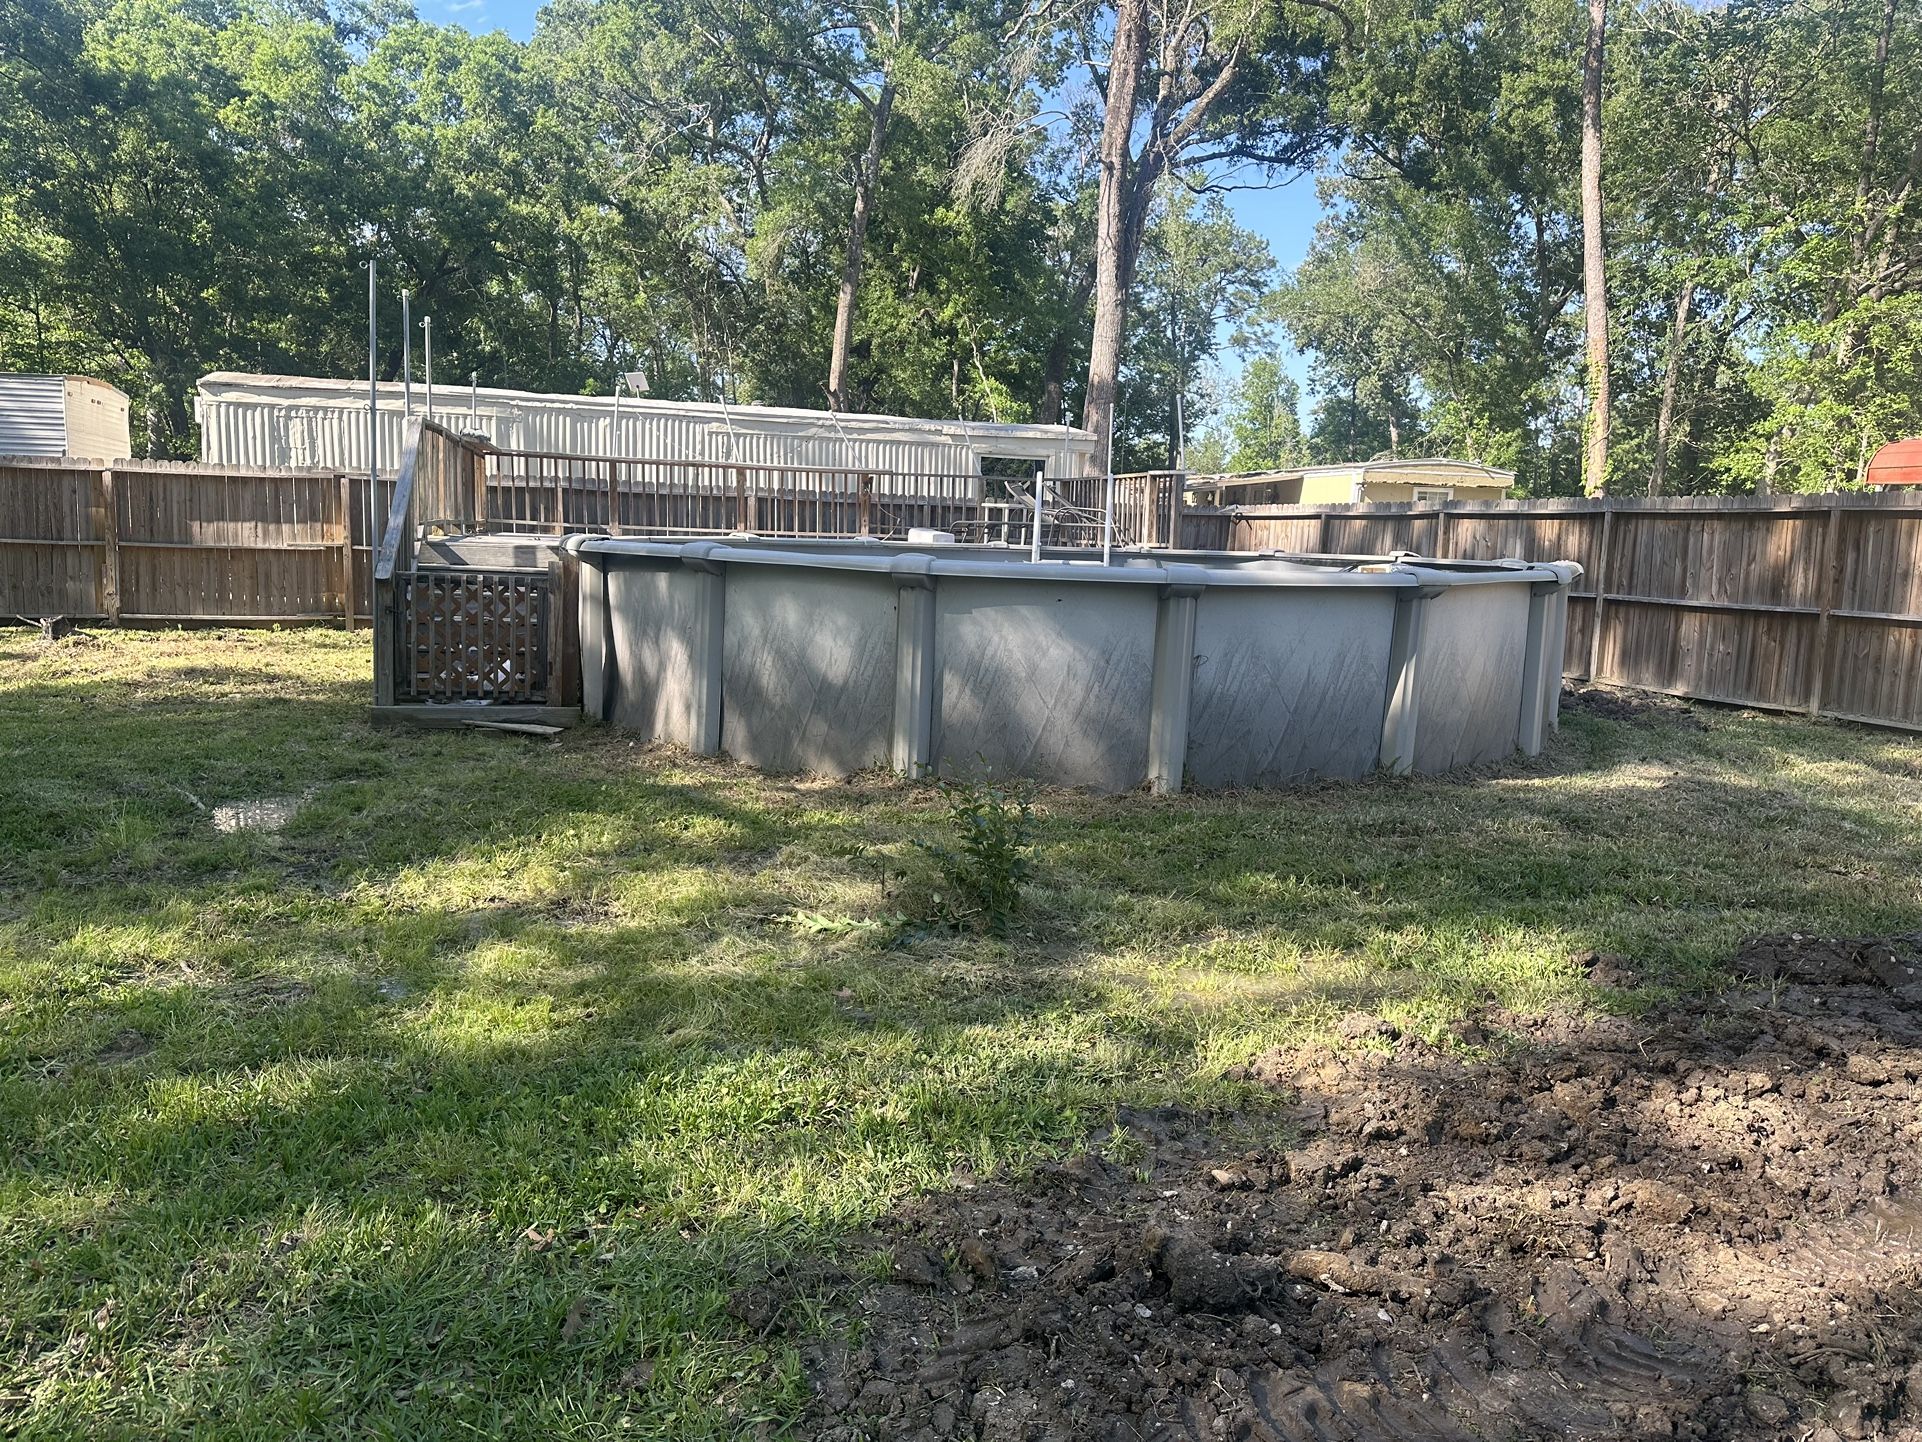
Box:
xmin=373 ymin=419 xmax=420 ymax=582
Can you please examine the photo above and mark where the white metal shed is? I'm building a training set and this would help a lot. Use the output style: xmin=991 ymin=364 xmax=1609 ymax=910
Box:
xmin=195 ymin=373 xmax=1095 ymax=481
xmin=0 ymin=375 xmax=132 ymax=459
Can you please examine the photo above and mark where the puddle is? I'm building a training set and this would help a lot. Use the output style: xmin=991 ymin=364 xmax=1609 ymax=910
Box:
xmin=96 ymin=1028 xmax=154 ymax=1065
xmin=211 ymin=792 xmax=311 ymax=834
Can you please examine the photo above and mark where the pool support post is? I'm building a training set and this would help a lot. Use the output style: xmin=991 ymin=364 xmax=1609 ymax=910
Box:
xmin=1147 ymin=569 xmax=1206 ymax=795
xmin=890 ymin=555 xmax=937 ymax=778
xmin=681 ymin=541 xmax=727 ymax=755
xmin=1380 ymin=582 xmax=1441 ymax=776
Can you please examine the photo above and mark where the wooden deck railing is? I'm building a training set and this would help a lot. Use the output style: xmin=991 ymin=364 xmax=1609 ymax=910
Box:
xmin=372 ymin=417 xmax=493 ymax=707
xmin=480 ymin=448 xmax=982 ymax=539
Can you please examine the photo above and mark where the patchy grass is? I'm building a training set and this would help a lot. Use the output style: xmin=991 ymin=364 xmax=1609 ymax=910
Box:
xmin=0 ymin=627 xmax=1917 ymax=1439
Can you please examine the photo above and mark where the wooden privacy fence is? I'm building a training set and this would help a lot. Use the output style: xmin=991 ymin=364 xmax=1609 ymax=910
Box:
xmin=15 ymin=434 xmax=1922 ymax=737
xmin=0 ymin=455 xmax=387 ymax=625
xmin=1210 ymin=493 xmax=1922 ymax=732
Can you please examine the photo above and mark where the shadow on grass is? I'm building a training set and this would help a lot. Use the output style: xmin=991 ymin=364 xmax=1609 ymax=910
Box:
xmin=2 ymin=643 xmax=1920 ymax=1436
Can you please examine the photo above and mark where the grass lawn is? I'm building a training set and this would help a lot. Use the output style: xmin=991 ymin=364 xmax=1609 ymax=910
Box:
xmin=1 ymin=627 xmax=1918 ymax=1439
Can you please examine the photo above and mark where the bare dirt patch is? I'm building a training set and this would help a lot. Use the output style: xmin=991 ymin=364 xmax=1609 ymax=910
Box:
xmin=805 ymin=934 xmax=1922 ymax=1440
xmin=1563 ymin=683 xmax=1710 ymax=731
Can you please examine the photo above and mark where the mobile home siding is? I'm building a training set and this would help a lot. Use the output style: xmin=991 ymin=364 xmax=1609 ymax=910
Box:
xmin=0 ymin=375 xmax=68 ymax=456
xmin=196 ymin=373 xmax=1095 ymax=483
xmin=62 ymin=378 xmax=132 ymax=459
xmin=0 ymin=375 xmax=132 ymax=459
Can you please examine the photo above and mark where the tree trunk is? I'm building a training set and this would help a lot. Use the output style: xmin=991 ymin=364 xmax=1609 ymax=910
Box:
xmin=827 ymin=80 xmax=896 ymax=413
xmin=1580 ymin=0 xmax=1610 ymax=497
xmin=1647 ymin=277 xmax=1695 ymax=497
xmin=1081 ymin=0 xmax=1151 ymax=474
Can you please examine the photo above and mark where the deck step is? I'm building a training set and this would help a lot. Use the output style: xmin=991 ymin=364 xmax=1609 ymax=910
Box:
xmin=369 ymin=704 xmax=582 ymax=731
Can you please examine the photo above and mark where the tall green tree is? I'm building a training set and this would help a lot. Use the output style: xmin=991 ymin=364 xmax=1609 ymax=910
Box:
xmin=1077 ymin=0 xmax=1340 ymax=471
xmin=1116 ymin=184 xmax=1274 ymax=467
xmin=1191 ymin=354 xmax=1306 ymax=472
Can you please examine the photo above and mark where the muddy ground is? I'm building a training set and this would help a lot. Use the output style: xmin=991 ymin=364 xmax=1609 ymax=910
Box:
xmin=800 ymin=935 xmax=1922 ymax=1441
xmin=1561 ymin=684 xmax=1709 ymax=730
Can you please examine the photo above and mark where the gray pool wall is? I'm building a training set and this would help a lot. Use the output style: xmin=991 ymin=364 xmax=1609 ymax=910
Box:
xmin=572 ymin=537 xmax=1579 ymax=793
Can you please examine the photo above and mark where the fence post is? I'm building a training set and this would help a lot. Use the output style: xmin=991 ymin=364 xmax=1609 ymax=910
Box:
xmin=735 ymin=467 xmax=749 ymax=533
xmin=858 ymin=473 xmax=873 ymax=536
xmin=1433 ymin=498 xmax=1451 ymax=558
xmin=98 ymin=467 xmax=121 ymax=624
xmin=1807 ymin=500 xmax=1845 ymax=717
xmin=338 ymin=472 xmax=357 ymax=631
xmin=1586 ymin=500 xmax=1615 ymax=682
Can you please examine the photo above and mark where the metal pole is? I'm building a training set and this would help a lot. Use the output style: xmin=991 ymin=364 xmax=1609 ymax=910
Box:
xmin=1171 ymin=316 xmax=1185 ymax=471
xmin=1029 ymin=461 xmax=1043 ymax=563
xmin=1103 ymin=470 xmax=1115 ymax=566
xmin=613 ymin=377 xmax=622 ymax=450
xmin=470 ymin=372 xmax=478 ymax=425
xmin=401 ymin=291 xmax=413 ymax=417
xmin=366 ymin=258 xmax=378 ymax=622
xmin=423 ymin=317 xmax=433 ymax=416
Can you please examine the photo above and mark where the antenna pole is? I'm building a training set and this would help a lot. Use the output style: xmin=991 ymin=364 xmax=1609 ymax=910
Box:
xmin=400 ymin=291 xmax=413 ymax=417
xmin=366 ymin=257 xmax=378 ymax=620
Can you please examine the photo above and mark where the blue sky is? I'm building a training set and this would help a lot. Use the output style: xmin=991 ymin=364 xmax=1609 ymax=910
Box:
xmin=424 ymin=0 xmax=1323 ymax=401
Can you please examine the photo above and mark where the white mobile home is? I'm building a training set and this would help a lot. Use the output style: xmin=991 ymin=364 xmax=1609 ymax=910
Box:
xmin=0 ymin=375 xmax=132 ymax=459
xmin=195 ymin=373 xmax=1095 ymax=482
xmin=1186 ymin=458 xmax=1516 ymax=507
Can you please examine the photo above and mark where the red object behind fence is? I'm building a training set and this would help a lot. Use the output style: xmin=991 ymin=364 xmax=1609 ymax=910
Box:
xmin=1866 ymin=437 xmax=1922 ymax=487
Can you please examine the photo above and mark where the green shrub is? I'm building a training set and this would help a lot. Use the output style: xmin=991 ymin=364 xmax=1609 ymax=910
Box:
xmin=911 ymin=772 xmax=1037 ymax=932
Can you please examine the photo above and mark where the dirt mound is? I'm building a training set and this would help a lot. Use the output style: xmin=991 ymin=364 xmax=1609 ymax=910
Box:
xmin=1735 ymin=932 xmax=1922 ymax=994
xmin=805 ymin=942 xmax=1922 ymax=1440
xmin=1562 ymin=683 xmax=1709 ymax=730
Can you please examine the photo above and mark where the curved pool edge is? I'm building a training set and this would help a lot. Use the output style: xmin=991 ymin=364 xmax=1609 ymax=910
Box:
xmin=567 ymin=535 xmax=1583 ymax=794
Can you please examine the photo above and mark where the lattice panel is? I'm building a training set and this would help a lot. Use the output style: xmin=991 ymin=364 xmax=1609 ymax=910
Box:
xmin=397 ymin=570 xmax=550 ymax=703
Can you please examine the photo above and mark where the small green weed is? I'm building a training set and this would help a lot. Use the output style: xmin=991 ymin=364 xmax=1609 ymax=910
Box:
xmin=910 ymin=773 xmax=1038 ymax=932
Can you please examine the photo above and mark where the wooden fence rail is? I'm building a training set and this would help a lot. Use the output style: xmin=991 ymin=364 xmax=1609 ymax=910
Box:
xmin=1206 ymin=493 xmax=1922 ymax=732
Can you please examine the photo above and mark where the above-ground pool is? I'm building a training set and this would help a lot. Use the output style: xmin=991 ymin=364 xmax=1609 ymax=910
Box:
xmin=568 ymin=536 xmax=1580 ymax=793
